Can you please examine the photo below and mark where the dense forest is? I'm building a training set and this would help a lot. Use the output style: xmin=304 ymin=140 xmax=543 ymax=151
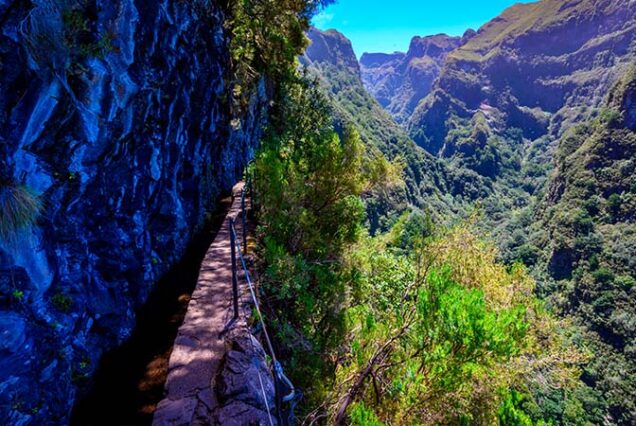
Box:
xmin=0 ymin=0 xmax=634 ymax=425
xmin=248 ymin=0 xmax=636 ymax=424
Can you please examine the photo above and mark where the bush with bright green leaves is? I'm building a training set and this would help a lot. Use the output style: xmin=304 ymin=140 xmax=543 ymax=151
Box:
xmin=314 ymin=226 xmax=585 ymax=425
xmin=251 ymin=73 xmax=401 ymax=400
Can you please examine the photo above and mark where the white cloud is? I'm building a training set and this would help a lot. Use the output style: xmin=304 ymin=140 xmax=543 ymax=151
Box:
xmin=312 ymin=11 xmax=334 ymax=28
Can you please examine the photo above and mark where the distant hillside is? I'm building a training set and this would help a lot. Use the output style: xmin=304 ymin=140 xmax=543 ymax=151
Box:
xmin=408 ymin=0 xmax=636 ymax=155
xmin=360 ymin=34 xmax=464 ymax=124
xmin=301 ymin=28 xmax=468 ymax=230
xmin=527 ymin=64 xmax=636 ymax=424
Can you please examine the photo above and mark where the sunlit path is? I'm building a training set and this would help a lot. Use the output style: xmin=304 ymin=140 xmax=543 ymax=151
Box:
xmin=153 ymin=183 xmax=247 ymax=426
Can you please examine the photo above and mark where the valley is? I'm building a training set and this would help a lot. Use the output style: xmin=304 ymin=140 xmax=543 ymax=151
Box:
xmin=0 ymin=0 xmax=634 ymax=424
xmin=304 ymin=0 xmax=636 ymax=421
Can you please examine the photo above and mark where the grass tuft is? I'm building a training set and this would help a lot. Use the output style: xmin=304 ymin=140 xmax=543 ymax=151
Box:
xmin=0 ymin=183 xmax=42 ymax=242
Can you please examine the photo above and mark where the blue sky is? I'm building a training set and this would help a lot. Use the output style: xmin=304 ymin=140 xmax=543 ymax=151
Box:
xmin=313 ymin=0 xmax=537 ymax=57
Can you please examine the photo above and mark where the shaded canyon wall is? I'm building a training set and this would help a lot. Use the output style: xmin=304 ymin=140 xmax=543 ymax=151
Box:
xmin=0 ymin=1 xmax=268 ymax=423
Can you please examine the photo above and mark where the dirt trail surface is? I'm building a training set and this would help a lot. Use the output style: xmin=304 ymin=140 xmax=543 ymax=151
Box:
xmin=153 ymin=182 xmax=247 ymax=426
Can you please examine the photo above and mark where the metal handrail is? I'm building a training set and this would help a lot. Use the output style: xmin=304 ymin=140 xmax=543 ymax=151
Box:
xmin=229 ymin=184 xmax=297 ymax=425
xmin=230 ymin=222 xmax=278 ymax=364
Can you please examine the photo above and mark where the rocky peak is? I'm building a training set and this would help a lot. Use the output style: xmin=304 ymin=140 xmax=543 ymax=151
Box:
xmin=360 ymin=33 xmax=462 ymax=123
xmin=304 ymin=27 xmax=361 ymax=75
xmin=405 ymin=34 xmax=461 ymax=61
xmin=359 ymin=52 xmax=405 ymax=69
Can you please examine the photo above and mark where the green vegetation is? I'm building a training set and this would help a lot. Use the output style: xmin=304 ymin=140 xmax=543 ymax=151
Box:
xmin=318 ymin=226 xmax=585 ymax=425
xmin=51 ymin=292 xmax=73 ymax=312
xmin=250 ymin=37 xmax=584 ymax=424
xmin=252 ymin=73 xmax=401 ymax=397
xmin=225 ymin=0 xmax=333 ymax=112
xmin=527 ymin=67 xmax=636 ymax=424
xmin=272 ymin=15 xmax=636 ymax=424
xmin=235 ymin=7 xmax=636 ymax=423
xmin=0 ymin=182 xmax=42 ymax=243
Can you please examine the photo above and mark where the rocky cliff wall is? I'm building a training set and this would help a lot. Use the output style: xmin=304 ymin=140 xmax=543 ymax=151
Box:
xmin=0 ymin=1 xmax=268 ymax=424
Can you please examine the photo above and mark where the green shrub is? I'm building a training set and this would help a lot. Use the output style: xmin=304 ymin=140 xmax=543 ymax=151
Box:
xmin=598 ymin=108 xmax=622 ymax=127
xmin=316 ymin=226 xmax=582 ymax=425
xmin=498 ymin=390 xmax=543 ymax=426
xmin=572 ymin=209 xmax=594 ymax=234
xmin=592 ymin=267 xmax=615 ymax=285
xmin=606 ymin=193 xmax=622 ymax=219
xmin=349 ymin=403 xmax=386 ymax=426
xmin=516 ymin=243 xmax=541 ymax=266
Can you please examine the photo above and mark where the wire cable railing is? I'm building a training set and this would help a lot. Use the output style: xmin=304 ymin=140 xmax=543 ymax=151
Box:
xmin=228 ymin=184 xmax=298 ymax=425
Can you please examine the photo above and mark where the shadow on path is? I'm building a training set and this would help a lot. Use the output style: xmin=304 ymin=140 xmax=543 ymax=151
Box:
xmin=71 ymin=193 xmax=233 ymax=426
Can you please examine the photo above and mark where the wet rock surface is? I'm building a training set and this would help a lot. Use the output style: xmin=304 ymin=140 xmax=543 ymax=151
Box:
xmin=0 ymin=1 xmax=269 ymax=423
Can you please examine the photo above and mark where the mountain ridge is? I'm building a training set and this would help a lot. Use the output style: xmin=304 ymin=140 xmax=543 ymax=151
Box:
xmin=408 ymin=0 xmax=636 ymax=155
xmin=360 ymin=33 xmax=463 ymax=124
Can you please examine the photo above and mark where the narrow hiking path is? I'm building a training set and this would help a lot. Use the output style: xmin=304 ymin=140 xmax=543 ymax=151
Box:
xmin=71 ymin=192 xmax=233 ymax=426
xmin=153 ymin=182 xmax=250 ymax=426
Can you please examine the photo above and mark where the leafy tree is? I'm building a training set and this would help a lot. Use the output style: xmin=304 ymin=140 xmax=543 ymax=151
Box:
xmin=252 ymin=74 xmax=401 ymax=401
xmin=226 ymin=0 xmax=335 ymax=109
xmin=306 ymin=226 xmax=583 ymax=425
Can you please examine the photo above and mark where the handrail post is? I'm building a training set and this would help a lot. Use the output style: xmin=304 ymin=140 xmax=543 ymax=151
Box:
xmin=230 ymin=219 xmax=239 ymax=319
xmin=251 ymin=171 xmax=257 ymax=214
xmin=241 ymin=188 xmax=248 ymax=254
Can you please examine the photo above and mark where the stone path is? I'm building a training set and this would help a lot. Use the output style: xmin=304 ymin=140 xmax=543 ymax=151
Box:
xmin=153 ymin=183 xmax=247 ymax=426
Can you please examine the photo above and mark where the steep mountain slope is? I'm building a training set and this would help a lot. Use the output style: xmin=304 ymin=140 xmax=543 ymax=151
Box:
xmin=408 ymin=0 xmax=636 ymax=155
xmin=529 ymin=65 xmax=636 ymax=424
xmin=367 ymin=0 xmax=636 ymax=256
xmin=304 ymin=27 xmax=544 ymax=236
xmin=351 ymin=1 xmax=636 ymax=423
xmin=302 ymin=28 xmax=469 ymax=230
xmin=360 ymin=34 xmax=464 ymax=124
